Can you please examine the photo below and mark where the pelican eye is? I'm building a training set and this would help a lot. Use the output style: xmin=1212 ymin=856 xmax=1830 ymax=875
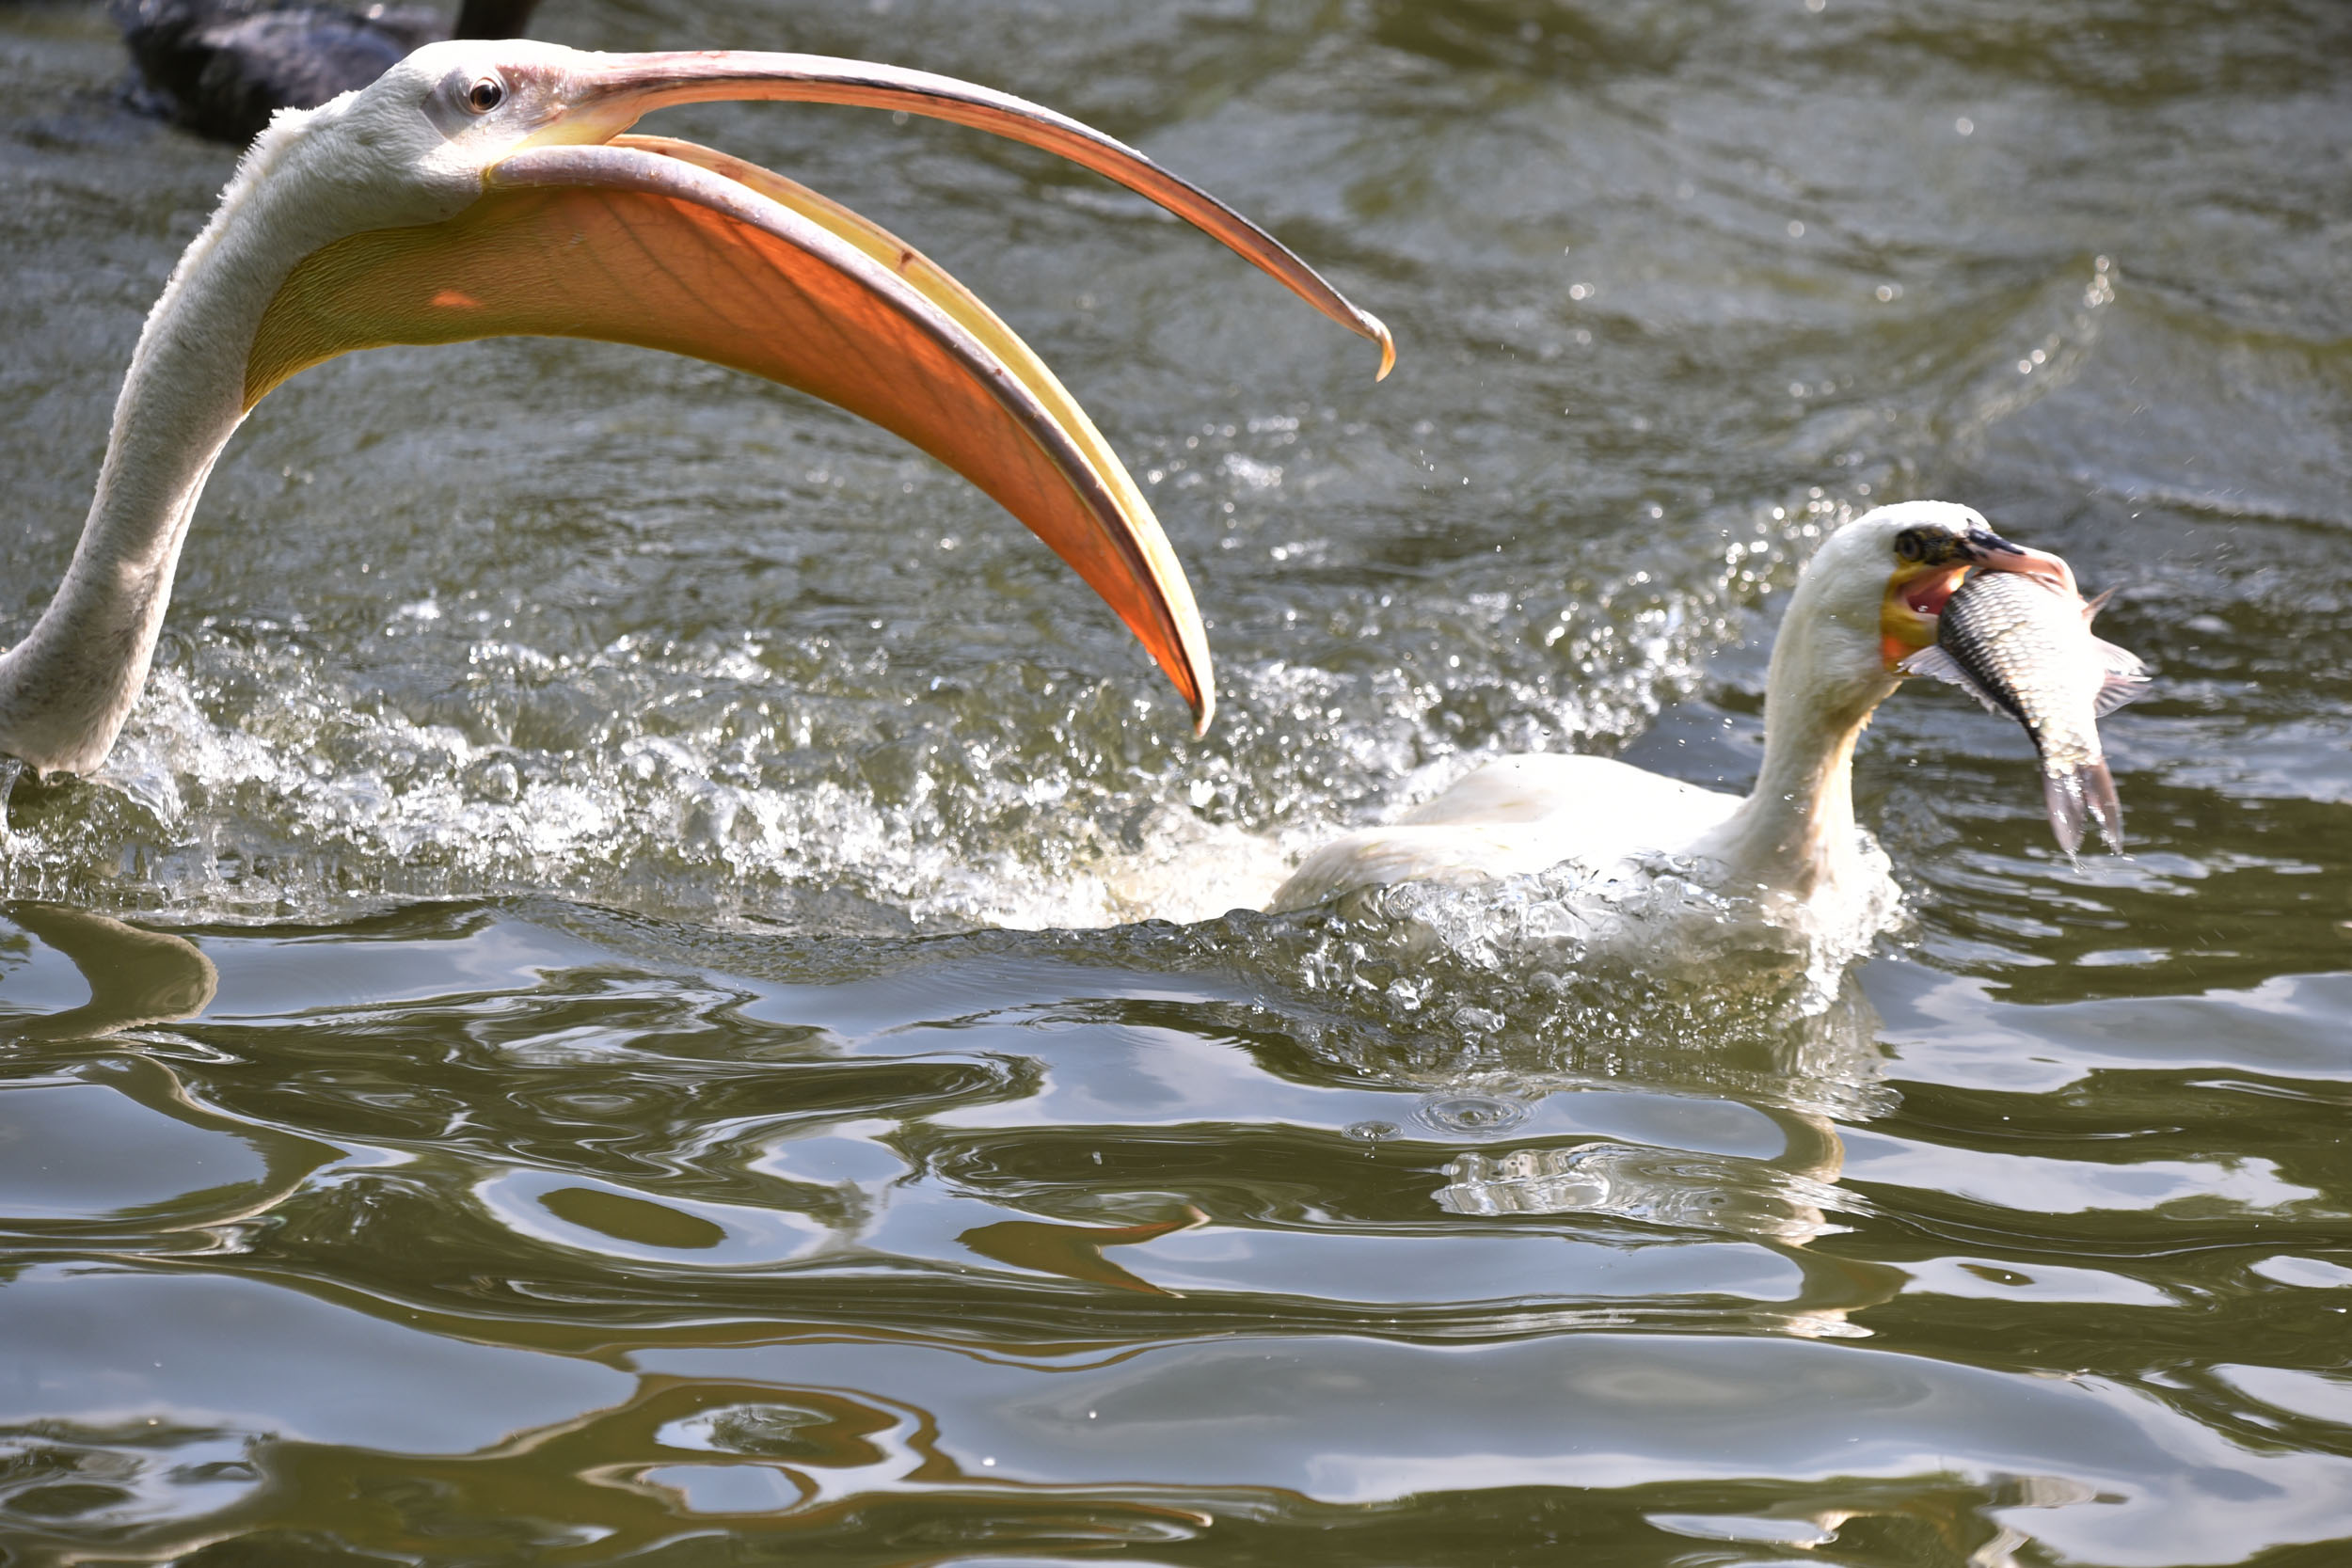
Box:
xmin=1893 ymin=527 xmax=1930 ymax=562
xmin=466 ymin=76 xmax=505 ymax=113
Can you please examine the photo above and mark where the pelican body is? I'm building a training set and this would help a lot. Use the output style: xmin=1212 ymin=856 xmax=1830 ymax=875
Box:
xmin=1270 ymin=504 xmax=2084 ymax=921
xmin=0 ymin=41 xmax=1391 ymax=785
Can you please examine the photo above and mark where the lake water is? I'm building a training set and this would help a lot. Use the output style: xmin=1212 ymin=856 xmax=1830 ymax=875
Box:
xmin=4 ymin=0 xmax=2351 ymax=1562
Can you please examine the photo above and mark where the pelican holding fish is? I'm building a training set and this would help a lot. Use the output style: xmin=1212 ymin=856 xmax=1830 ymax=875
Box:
xmin=1269 ymin=502 xmax=2148 ymax=925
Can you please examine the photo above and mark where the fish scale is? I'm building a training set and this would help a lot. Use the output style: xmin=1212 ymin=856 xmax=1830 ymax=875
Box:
xmin=1903 ymin=568 xmax=2149 ymax=858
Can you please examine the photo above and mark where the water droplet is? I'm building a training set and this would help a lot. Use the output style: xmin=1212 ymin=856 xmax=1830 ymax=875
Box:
xmin=1343 ymin=1120 xmax=1401 ymax=1143
xmin=1417 ymin=1095 xmax=1530 ymax=1136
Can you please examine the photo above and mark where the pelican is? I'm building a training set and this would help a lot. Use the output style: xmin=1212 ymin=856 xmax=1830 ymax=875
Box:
xmin=0 ymin=40 xmax=1391 ymax=790
xmin=1268 ymin=503 xmax=2077 ymax=925
xmin=118 ymin=0 xmax=541 ymax=144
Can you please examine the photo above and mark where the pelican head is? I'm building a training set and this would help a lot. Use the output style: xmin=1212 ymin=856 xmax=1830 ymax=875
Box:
xmin=0 ymin=40 xmax=1391 ymax=778
xmin=1758 ymin=503 xmax=2071 ymax=721
xmin=1866 ymin=500 xmax=2074 ymax=670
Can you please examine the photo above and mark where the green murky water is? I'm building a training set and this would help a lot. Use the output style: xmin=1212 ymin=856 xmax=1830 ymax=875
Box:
xmin=4 ymin=0 xmax=2351 ymax=1561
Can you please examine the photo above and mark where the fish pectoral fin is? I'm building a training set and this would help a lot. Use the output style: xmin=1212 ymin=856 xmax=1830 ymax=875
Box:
xmin=2091 ymin=639 xmax=2151 ymax=717
xmin=1898 ymin=643 xmax=2009 ymax=717
xmin=2081 ymin=591 xmax=2152 ymax=716
xmin=2093 ymin=672 xmax=2150 ymax=717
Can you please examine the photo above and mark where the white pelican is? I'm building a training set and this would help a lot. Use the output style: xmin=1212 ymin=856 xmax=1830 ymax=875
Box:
xmin=1269 ymin=503 xmax=2075 ymax=925
xmin=0 ymin=40 xmax=1391 ymax=787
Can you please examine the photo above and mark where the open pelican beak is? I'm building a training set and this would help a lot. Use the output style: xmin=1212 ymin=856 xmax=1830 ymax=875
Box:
xmin=243 ymin=49 xmax=1398 ymax=735
xmin=1880 ymin=528 xmax=2078 ymax=671
xmin=507 ymin=49 xmax=1397 ymax=374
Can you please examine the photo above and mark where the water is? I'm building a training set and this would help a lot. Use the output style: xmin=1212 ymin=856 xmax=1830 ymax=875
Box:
xmin=4 ymin=0 xmax=2351 ymax=1561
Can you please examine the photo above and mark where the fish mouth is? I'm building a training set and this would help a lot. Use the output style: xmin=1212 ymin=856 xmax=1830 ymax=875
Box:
xmin=1880 ymin=528 xmax=2078 ymax=670
xmin=1953 ymin=528 xmax=2077 ymax=594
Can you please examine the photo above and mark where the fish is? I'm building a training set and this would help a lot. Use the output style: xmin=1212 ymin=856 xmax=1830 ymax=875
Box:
xmin=1901 ymin=566 xmax=2149 ymax=857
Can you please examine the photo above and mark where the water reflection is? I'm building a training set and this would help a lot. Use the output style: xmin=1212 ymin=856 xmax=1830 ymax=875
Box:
xmin=959 ymin=1207 xmax=1205 ymax=1296
xmin=0 ymin=907 xmax=342 ymax=1256
xmin=0 ymin=900 xmax=2344 ymax=1562
xmin=18 ymin=1324 xmax=2344 ymax=1565
xmin=1438 ymin=1138 xmax=1857 ymax=1239
xmin=477 ymin=1166 xmax=826 ymax=1266
xmin=1 ymin=903 xmax=215 ymax=1041
xmin=0 ymin=1418 xmax=262 ymax=1552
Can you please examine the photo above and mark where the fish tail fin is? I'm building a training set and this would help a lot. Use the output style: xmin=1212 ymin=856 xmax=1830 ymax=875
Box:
xmin=2083 ymin=761 xmax=2126 ymax=854
xmin=2043 ymin=763 xmax=2125 ymax=862
xmin=2042 ymin=771 xmax=2087 ymax=863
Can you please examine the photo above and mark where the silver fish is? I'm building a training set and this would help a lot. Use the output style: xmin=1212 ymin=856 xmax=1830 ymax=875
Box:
xmin=1902 ymin=568 xmax=2149 ymax=857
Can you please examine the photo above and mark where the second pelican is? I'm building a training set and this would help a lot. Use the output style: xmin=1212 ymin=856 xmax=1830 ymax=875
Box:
xmin=1269 ymin=504 xmax=2097 ymax=926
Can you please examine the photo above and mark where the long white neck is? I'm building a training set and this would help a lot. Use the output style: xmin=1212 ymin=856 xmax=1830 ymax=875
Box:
xmin=0 ymin=259 xmax=260 ymax=775
xmin=0 ymin=103 xmax=453 ymax=777
xmin=1697 ymin=575 xmax=1898 ymax=901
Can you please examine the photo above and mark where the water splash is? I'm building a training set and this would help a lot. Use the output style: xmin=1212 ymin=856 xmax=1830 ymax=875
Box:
xmin=0 ymin=523 xmax=1777 ymax=931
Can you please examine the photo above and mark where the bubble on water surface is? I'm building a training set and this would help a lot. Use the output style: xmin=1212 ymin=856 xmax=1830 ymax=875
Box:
xmin=1415 ymin=1094 xmax=1530 ymax=1135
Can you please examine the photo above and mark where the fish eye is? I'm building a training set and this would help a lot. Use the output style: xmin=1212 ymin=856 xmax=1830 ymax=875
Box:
xmin=1893 ymin=528 xmax=1928 ymax=562
xmin=466 ymin=75 xmax=506 ymax=113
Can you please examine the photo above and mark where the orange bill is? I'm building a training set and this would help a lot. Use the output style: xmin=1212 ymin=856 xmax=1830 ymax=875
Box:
xmin=245 ymin=140 xmax=1216 ymax=728
xmin=516 ymin=49 xmax=1396 ymax=380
